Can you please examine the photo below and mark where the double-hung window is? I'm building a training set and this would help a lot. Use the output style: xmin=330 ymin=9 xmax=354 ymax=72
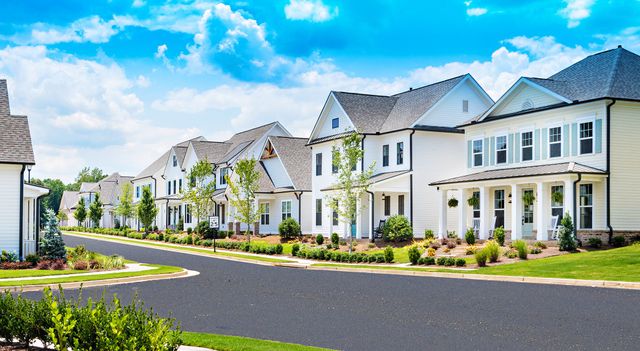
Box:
xmin=382 ymin=145 xmax=389 ymax=167
xmin=398 ymin=195 xmax=405 ymax=216
xmin=172 ymin=180 xmax=177 ymax=195
xmin=315 ymin=199 xmax=322 ymax=226
xmin=185 ymin=204 xmax=192 ymax=224
xmin=332 ymin=200 xmax=339 ymax=226
xmin=549 ymin=126 xmax=562 ymax=158
xmin=332 ymin=150 xmax=338 ymax=174
xmin=331 ymin=118 xmax=339 ymax=129
xmin=260 ymin=203 xmax=270 ymax=225
xmin=579 ymin=184 xmax=593 ymax=229
xmin=579 ymin=121 xmax=594 ymax=154
xmin=136 ymin=186 xmax=140 ymax=198
xmin=281 ymin=200 xmax=292 ymax=221
xmin=494 ymin=189 xmax=505 ymax=228
xmin=472 ymin=139 xmax=483 ymax=167
xmin=396 ymin=142 xmax=404 ymax=165
xmin=472 ymin=191 xmax=480 ymax=219
xmin=521 ymin=131 xmax=533 ymax=162
xmin=178 ymin=179 xmax=182 ymax=193
xmin=495 ymin=135 xmax=507 ymax=164
xmin=315 ymin=153 xmax=322 ymax=176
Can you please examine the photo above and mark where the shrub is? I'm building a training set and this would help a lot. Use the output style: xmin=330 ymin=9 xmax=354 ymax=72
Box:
xmin=484 ymin=240 xmax=500 ymax=263
xmin=475 ymin=250 xmax=488 ymax=267
xmin=436 ymin=257 xmax=446 ymax=266
xmin=24 ymin=254 xmax=40 ymax=265
xmin=384 ymin=246 xmax=395 ymax=263
xmin=426 ymin=247 xmax=436 ymax=257
xmin=50 ymin=259 xmax=66 ymax=270
xmin=612 ymin=236 xmax=626 ymax=247
xmin=424 ymin=230 xmax=435 ymax=240
xmin=423 ymin=256 xmax=435 ymax=265
xmin=558 ymin=213 xmax=577 ymax=251
xmin=444 ymin=257 xmax=456 ymax=266
xmin=455 ymin=258 xmax=466 ymax=267
xmin=505 ymin=248 xmax=517 ymax=258
xmin=465 ymin=228 xmax=475 ymax=245
xmin=587 ymin=237 xmax=602 ymax=248
xmin=0 ymin=262 xmax=33 ymax=270
xmin=40 ymin=209 xmax=67 ymax=260
xmin=187 ymin=227 xmax=192 ymax=235
xmin=1 ymin=250 xmax=19 ymax=263
xmin=72 ymin=260 xmax=89 ymax=270
xmin=316 ymin=234 xmax=324 ymax=245
xmin=512 ymin=240 xmax=528 ymax=259
xmin=407 ymin=245 xmax=420 ymax=265
xmin=493 ymin=226 xmax=505 ymax=246
xmin=529 ymin=247 xmax=542 ymax=254
xmin=382 ymin=215 xmax=414 ymax=242
xmin=147 ymin=233 xmax=159 ymax=241
xmin=279 ymin=218 xmax=301 ymax=240
xmin=533 ymin=241 xmax=547 ymax=249
xmin=429 ymin=241 xmax=441 ymax=249
xmin=291 ymin=243 xmax=300 ymax=257
xmin=275 ymin=244 xmax=283 ymax=255
xmin=465 ymin=245 xmax=477 ymax=255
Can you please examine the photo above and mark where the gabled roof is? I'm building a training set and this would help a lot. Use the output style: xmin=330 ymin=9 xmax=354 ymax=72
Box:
xmin=84 ymin=173 xmax=134 ymax=205
xmin=332 ymin=92 xmax=397 ymax=134
xmin=221 ymin=122 xmax=285 ymax=163
xmin=0 ymin=80 xmax=35 ymax=164
xmin=0 ymin=79 xmax=9 ymax=116
xmin=191 ymin=141 xmax=232 ymax=164
xmin=60 ymin=191 xmax=79 ymax=210
xmin=173 ymin=145 xmax=188 ymax=168
xmin=79 ymin=182 xmax=98 ymax=193
xmin=268 ymin=136 xmax=311 ymax=191
xmin=134 ymin=136 xmax=204 ymax=180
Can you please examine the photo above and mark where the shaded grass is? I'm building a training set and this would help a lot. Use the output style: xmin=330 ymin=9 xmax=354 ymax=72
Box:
xmin=181 ymin=331 xmax=335 ymax=351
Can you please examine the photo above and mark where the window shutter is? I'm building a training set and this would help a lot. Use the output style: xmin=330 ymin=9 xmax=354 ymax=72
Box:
xmin=534 ymin=129 xmax=540 ymax=160
xmin=595 ymin=119 xmax=603 ymax=153
xmin=514 ymin=133 xmax=520 ymax=163
xmin=484 ymin=137 xmax=490 ymax=166
xmin=508 ymin=134 xmax=514 ymax=164
xmin=490 ymin=136 xmax=495 ymax=166
xmin=467 ymin=140 xmax=472 ymax=168
xmin=541 ymin=128 xmax=548 ymax=159
xmin=563 ymin=124 xmax=570 ymax=157
xmin=571 ymin=123 xmax=578 ymax=156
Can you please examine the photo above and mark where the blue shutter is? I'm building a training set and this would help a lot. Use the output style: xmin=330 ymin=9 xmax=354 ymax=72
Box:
xmin=563 ymin=124 xmax=570 ymax=157
xmin=595 ymin=119 xmax=603 ymax=153
xmin=541 ymin=128 xmax=548 ymax=159
xmin=484 ymin=138 xmax=490 ymax=166
xmin=508 ymin=134 xmax=514 ymax=164
xmin=514 ymin=133 xmax=520 ymax=163
xmin=534 ymin=129 xmax=540 ymax=160
xmin=571 ymin=123 xmax=578 ymax=156
xmin=467 ymin=140 xmax=472 ymax=168
xmin=490 ymin=136 xmax=495 ymax=166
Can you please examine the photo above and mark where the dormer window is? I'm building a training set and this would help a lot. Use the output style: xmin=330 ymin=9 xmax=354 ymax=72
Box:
xmin=172 ymin=155 xmax=177 ymax=167
xmin=331 ymin=117 xmax=339 ymax=129
xmin=462 ymin=100 xmax=469 ymax=113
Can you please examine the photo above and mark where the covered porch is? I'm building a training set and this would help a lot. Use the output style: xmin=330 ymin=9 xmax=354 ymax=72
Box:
xmin=431 ymin=162 xmax=607 ymax=241
xmin=23 ymin=183 xmax=49 ymax=258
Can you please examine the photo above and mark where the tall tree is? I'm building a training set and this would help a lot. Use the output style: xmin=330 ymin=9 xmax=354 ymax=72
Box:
xmin=327 ymin=132 xmax=375 ymax=253
xmin=115 ymin=182 xmax=135 ymax=228
xmin=66 ymin=167 xmax=107 ymax=191
xmin=88 ymin=193 xmax=103 ymax=228
xmin=40 ymin=209 xmax=66 ymax=260
xmin=226 ymin=158 xmax=260 ymax=243
xmin=30 ymin=178 xmax=66 ymax=219
xmin=137 ymin=186 xmax=157 ymax=233
xmin=73 ymin=197 xmax=87 ymax=227
xmin=181 ymin=159 xmax=217 ymax=235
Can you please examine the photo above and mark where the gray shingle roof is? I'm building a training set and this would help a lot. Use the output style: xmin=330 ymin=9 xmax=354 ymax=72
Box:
xmin=430 ymin=162 xmax=605 ymax=186
xmin=321 ymin=170 xmax=410 ymax=191
xmin=60 ymin=191 xmax=79 ymax=210
xmin=174 ymin=146 xmax=188 ymax=168
xmin=79 ymin=182 xmax=98 ymax=193
xmin=256 ymin=162 xmax=276 ymax=193
xmin=89 ymin=173 xmax=134 ymax=205
xmin=0 ymin=80 xmax=36 ymax=164
xmin=191 ymin=141 xmax=232 ymax=164
xmin=221 ymin=122 xmax=280 ymax=163
xmin=269 ymin=136 xmax=311 ymax=190
xmin=134 ymin=149 xmax=171 ymax=180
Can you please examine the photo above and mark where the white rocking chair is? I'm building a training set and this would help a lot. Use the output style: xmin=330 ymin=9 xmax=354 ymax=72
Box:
xmin=472 ymin=219 xmax=481 ymax=239
xmin=488 ymin=216 xmax=498 ymax=239
xmin=548 ymin=215 xmax=560 ymax=240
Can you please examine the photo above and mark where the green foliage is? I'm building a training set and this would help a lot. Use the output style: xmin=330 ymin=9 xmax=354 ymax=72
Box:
xmin=182 ymin=159 xmax=217 ymax=227
xmin=467 ymin=195 xmax=479 ymax=207
xmin=475 ymin=250 xmax=488 ymax=267
xmin=30 ymin=178 xmax=66 ymax=221
xmin=512 ymin=240 xmax=528 ymax=259
xmin=522 ymin=191 xmax=536 ymax=206
xmin=226 ymin=158 xmax=261 ymax=242
xmin=114 ymin=182 xmax=135 ymax=228
xmin=177 ymin=218 xmax=184 ymax=231
xmin=455 ymin=258 xmax=466 ymax=267
xmin=447 ymin=197 xmax=458 ymax=208
xmin=137 ymin=187 xmax=158 ymax=234
xmin=484 ymin=240 xmax=500 ymax=263
xmin=331 ymin=233 xmax=339 ymax=248
xmin=587 ymin=237 xmax=602 ymax=248
xmin=493 ymin=226 xmax=505 ymax=246
xmin=66 ymin=167 xmax=107 ymax=191
xmin=382 ymin=215 xmax=413 ymax=242
xmin=407 ymin=245 xmax=420 ymax=265
xmin=40 ymin=209 xmax=67 ymax=260
xmin=278 ymin=218 xmax=301 ymax=239
xmin=612 ymin=236 xmax=626 ymax=247
xmin=73 ymin=197 xmax=87 ymax=227
xmin=558 ymin=213 xmax=577 ymax=251
xmin=465 ymin=227 xmax=476 ymax=245
xmin=424 ymin=230 xmax=435 ymax=240
xmin=533 ymin=241 xmax=547 ymax=249
xmin=384 ymin=246 xmax=395 ymax=263
xmin=88 ymin=193 xmax=104 ymax=228
xmin=315 ymin=234 xmax=324 ymax=245
xmin=291 ymin=243 xmax=300 ymax=257
xmin=1 ymin=250 xmax=19 ymax=263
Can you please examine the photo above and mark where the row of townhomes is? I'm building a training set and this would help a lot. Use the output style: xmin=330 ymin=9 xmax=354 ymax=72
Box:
xmin=0 ymin=79 xmax=49 ymax=259
xmin=58 ymin=46 xmax=640 ymax=243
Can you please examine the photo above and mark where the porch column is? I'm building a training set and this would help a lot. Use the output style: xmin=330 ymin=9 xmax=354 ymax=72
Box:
xmin=479 ymin=186 xmax=489 ymax=239
xmin=564 ymin=178 xmax=574 ymax=222
xmin=458 ymin=188 xmax=467 ymax=240
xmin=368 ymin=192 xmax=374 ymax=241
xmin=536 ymin=182 xmax=547 ymax=240
xmin=438 ymin=189 xmax=448 ymax=238
xmin=511 ymin=184 xmax=519 ymax=240
xmin=356 ymin=198 xmax=362 ymax=239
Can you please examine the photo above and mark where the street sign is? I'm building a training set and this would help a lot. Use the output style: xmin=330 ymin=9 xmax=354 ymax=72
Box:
xmin=209 ymin=216 xmax=219 ymax=229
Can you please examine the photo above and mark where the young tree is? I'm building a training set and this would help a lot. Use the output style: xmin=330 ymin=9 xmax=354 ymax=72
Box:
xmin=115 ymin=182 xmax=135 ymax=228
xmin=40 ymin=209 xmax=66 ymax=260
xmin=327 ymin=132 xmax=375 ymax=253
xmin=88 ymin=193 xmax=104 ymax=228
xmin=56 ymin=210 xmax=68 ymax=224
xmin=73 ymin=197 xmax=87 ymax=227
xmin=137 ymin=186 xmax=158 ymax=233
xmin=558 ymin=212 xmax=577 ymax=251
xmin=181 ymin=159 xmax=217 ymax=236
xmin=226 ymin=158 xmax=261 ymax=243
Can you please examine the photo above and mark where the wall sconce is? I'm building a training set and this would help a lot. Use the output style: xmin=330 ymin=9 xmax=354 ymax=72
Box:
xmin=508 ymin=192 xmax=512 ymax=204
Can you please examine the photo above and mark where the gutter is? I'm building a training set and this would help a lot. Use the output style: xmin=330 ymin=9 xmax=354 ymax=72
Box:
xmin=606 ymin=99 xmax=616 ymax=244
xmin=360 ymin=135 xmax=366 ymax=172
xmin=294 ymin=191 xmax=303 ymax=226
xmin=19 ymin=165 xmax=25 ymax=259
xmin=573 ymin=173 xmax=582 ymax=237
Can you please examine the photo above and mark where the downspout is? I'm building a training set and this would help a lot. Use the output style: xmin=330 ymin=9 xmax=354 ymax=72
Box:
xmin=606 ymin=99 xmax=616 ymax=244
xmin=295 ymin=192 xmax=302 ymax=225
xmin=409 ymin=130 xmax=416 ymax=226
xmin=573 ymin=173 xmax=582 ymax=238
xmin=19 ymin=165 xmax=26 ymax=259
xmin=360 ymin=135 xmax=366 ymax=172
xmin=366 ymin=190 xmax=375 ymax=243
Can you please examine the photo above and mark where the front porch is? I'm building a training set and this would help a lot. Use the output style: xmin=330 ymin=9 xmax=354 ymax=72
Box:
xmin=23 ymin=183 xmax=49 ymax=258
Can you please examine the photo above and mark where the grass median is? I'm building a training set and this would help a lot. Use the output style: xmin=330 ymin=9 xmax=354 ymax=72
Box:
xmin=181 ymin=331 xmax=335 ymax=351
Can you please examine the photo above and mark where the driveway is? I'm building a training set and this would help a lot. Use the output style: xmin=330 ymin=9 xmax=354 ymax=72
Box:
xmin=27 ymin=234 xmax=640 ymax=351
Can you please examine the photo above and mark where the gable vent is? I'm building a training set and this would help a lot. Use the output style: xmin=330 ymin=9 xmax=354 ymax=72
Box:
xmin=521 ymin=99 xmax=534 ymax=111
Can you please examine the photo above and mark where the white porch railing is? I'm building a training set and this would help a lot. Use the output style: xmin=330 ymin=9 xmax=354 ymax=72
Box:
xmin=23 ymin=240 xmax=37 ymax=256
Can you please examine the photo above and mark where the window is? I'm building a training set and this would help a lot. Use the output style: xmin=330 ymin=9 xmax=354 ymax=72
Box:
xmin=332 ymin=150 xmax=338 ymax=174
xmin=521 ymin=131 xmax=533 ymax=162
xmin=332 ymin=200 xmax=339 ymax=226
xmin=178 ymin=179 xmax=182 ymax=193
xmin=167 ymin=182 xmax=171 ymax=196
xmin=384 ymin=195 xmax=390 ymax=216
xmin=398 ymin=195 xmax=405 ymax=216
xmin=382 ymin=145 xmax=389 ymax=167
xmin=472 ymin=139 xmax=483 ymax=167
xmin=281 ymin=200 xmax=292 ymax=221
xmin=396 ymin=142 xmax=404 ymax=165
xmin=220 ymin=204 xmax=226 ymax=224
xmin=579 ymin=184 xmax=593 ymax=229
xmin=494 ymin=189 xmax=505 ymax=228
xmin=136 ymin=186 xmax=140 ymax=198
xmin=315 ymin=199 xmax=322 ymax=226
xmin=472 ymin=191 xmax=480 ymax=218
xmin=549 ymin=126 xmax=562 ymax=158
xmin=315 ymin=153 xmax=322 ymax=176
xmin=496 ymin=135 xmax=507 ymax=164
xmin=185 ymin=204 xmax=192 ymax=224
xmin=220 ymin=168 xmax=228 ymax=185
xmin=172 ymin=155 xmax=177 ymax=167
xmin=462 ymin=100 xmax=469 ymax=113
xmin=551 ymin=185 xmax=564 ymax=223
xmin=331 ymin=117 xmax=339 ymax=129
xmin=172 ymin=180 xmax=177 ymax=195
xmin=579 ymin=121 xmax=594 ymax=155
xmin=260 ymin=203 xmax=270 ymax=225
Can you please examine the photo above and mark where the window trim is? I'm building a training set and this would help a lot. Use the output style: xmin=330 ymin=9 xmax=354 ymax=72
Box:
xmin=332 ymin=150 xmax=338 ymax=174
xmin=315 ymin=153 xmax=322 ymax=176
xmin=494 ymin=134 xmax=508 ymax=165
xmin=332 ymin=200 xmax=339 ymax=226
xmin=398 ymin=195 xmax=405 ymax=216
xmin=577 ymin=117 xmax=596 ymax=156
xmin=547 ymin=123 xmax=563 ymax=159
xmin=471 ymin=138 xmax=483 ymax=167
xmin=281 ymin=200 xmax=292 ymax=221
xmin=520 ymin=129 xmax=534 ymax=163
xmin=382 ymin=144 xmax=389 ymax=167
xmin=259 ymin=202 xmax=270 ymax=226
xmin=383 ymin=195 xmax=390 ymax=216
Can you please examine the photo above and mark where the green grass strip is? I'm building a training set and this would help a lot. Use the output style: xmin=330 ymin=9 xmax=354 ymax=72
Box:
xmin=63 ymin=231 xmax=293 ymax=263
xmin=0 ymin=264 xmax=182 ymax=287
xmin=0 ymin=268 xmax=88 ymax=279
xmin=181 ymin=331 xmax=335 ymax=351
xmin=312 ymin=263 xmax=466 ymax=273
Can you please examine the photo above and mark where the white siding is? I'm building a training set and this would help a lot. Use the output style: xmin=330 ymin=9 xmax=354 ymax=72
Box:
xmin=0 ymin=164 xmax=22 ymax=254
xmin=313 ymin=96 xmax=355 ymax=140
xmin=363 ymin=131 xmax=411 ymax=175
xmin=415 ymin=78 xmax=492 ymax=127
xmin=262 ymin=157 xmax=292 ymax=188
xmin=491 ymin=83 xmax=563 ymax=116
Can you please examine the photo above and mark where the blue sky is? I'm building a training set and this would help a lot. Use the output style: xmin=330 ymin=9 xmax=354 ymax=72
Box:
xmin=0 ymin=0 xmax=638 ymax=181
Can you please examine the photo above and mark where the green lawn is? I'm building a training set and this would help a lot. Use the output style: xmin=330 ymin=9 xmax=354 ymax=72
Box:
xmin=181 ymin=331 xmax=334 ymax=351
xmin=0 ymin=268 xmax=88 ymax=279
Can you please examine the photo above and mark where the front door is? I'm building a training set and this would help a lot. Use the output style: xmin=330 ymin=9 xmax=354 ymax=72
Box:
xmin=522 ymin=189 xmax=534 ymax=237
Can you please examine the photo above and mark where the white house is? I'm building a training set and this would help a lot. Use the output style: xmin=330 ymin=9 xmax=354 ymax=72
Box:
xmin=76 ymin=173 xmax=134 ymax=228
xmin=431 ymin=46 xmax=640 ymax=244
xmin=308 ymin=74 xmax=494 ymax=239
xmin=0 ymin=79 xmax=49 ymax=259
xmin=59 ymin=190 xmax=79 ymax=226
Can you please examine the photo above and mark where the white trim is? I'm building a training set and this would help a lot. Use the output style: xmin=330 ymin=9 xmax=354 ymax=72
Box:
xmin=577 ymin=117 xmax=596 ymax=156
xmin=547 ymin=123 xmax=563 ymax=159
xmin=519 ymin=129 xmax=535 ymax=163
xmin=578 ymin=183 xmax=593 ymax=229
xmin=281 ymin=199 xmax=293 ymax=221
xmin=308 ymin=93 xmax=357 ymax=142
xmin=471 ymin=138 xmax=484 ymax=168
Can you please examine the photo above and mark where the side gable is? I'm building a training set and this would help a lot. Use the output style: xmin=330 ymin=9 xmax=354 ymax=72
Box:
xmin=308 ymin=93 xmax=356 ymax=142
xmin=482 ymin=78 xmax=571 ymax=119
xmin=260 ymin=139 xmax=294 ymax=189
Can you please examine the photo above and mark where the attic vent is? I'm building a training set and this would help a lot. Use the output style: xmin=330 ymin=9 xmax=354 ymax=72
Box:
xmin=462 ymin=100 xmax=469 ymax=113
xmin=521 ymin=99 xmax=534 ymax=111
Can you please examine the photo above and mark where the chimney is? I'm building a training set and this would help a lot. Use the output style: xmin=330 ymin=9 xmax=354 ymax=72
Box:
xmin=0 ymin=79 xmax=9 ymax=116
xmin=409 ymin=87 xmax=413 ymax=91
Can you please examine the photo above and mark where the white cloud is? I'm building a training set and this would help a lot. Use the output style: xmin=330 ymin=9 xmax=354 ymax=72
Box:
xmin=594 ymin=26 xmax=640 ymax=52
xmin=284 ymin=0 xmax=338 ymax=22
xmin=21 ymin=15 xmax=137 ymax=44
xmin=559 ymin=0 xmax=595 ymax=28
xmin=132 ymin=0 xmax=146 ymax=8
xmin=466 ymin=7 xmax=488 ymax=16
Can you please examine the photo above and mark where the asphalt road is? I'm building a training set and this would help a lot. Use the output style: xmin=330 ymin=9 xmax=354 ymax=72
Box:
xmin=25 ymin=234 xmax=640 ymax=350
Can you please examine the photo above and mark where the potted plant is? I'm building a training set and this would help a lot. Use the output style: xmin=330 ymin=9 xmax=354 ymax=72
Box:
xmin=551 ymin=191 xmax=563 ymax=204
xmin=447 ymin=197 xmax=459 ymax=208
xmin=467 ymin=196 xmax=479 ymax=207
xmin=522 ymin=192 xmax=536 ymax=206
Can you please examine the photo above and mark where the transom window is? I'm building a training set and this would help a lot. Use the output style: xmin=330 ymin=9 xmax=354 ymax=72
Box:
xmin=396 ymin=142 xmax=404 ymax=165
xmin=472 ymin=139 xmax=483 ymax=167
xmin=521 ymin=131 xmax=533 ymax=162
xmin=549 ymin=126 xmax=562 ymax=158
xmin=331 ymin=117 xmax=339 ymax=129
xmin=579 ymin=121 xmax=594 ymax=155
xmin=382 ymin=145 xmax=389 ymax=167
xmin=579 ymin=184 xmax=593 ymax=229
xmin=281 ymin=200 xmax=292 ymax=221
xmin=496 ymin=135 xmax=507 ymax=164
xmin=260 ymin=203 xmax=270 ymax=225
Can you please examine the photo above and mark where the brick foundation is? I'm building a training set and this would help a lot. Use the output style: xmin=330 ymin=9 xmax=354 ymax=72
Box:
xmin=577 ymin=230 xmax=640 ymax=244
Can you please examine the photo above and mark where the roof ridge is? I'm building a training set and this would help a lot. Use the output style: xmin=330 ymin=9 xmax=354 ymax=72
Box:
xmin=605 ymin=47 xmax=624 ymax=96
xmin=332 ymin=90 xmax=394 ymax=98
xmin=228 ymin=121 xmax=277 ymax=137
xmin=270 ymin=135 xmax=308 ymax=140
xmin=392 ymin=74 xmax=467 ymax=96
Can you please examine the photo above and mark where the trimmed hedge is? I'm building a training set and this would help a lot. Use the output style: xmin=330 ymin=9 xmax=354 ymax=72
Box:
xmin=293 ymin=246 xmax=389 ymax=263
